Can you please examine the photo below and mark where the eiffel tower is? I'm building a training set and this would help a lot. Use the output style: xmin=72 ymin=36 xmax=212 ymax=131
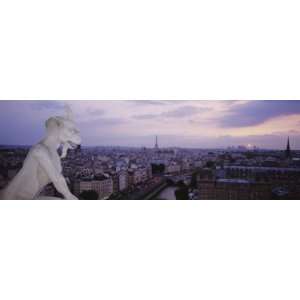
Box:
xmin=154 ymin=135 xmax=159 ymax=150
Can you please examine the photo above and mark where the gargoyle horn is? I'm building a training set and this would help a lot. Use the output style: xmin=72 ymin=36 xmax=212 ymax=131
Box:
xmin=64 ymin=104 xmax=74 ymax=121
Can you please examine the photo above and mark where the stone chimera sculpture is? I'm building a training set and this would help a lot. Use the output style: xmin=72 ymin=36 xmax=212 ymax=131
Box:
xmin=0 ymin=106 xmax=81 ymax=200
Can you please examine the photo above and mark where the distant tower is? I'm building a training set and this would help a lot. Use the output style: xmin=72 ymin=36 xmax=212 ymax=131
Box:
xmin=285 ymin=136 xmax=291 ymax=159
xmin=155 ymin=135 xmax=159 ymax=150
xmin=76 ymin=144 xmax=81 ymax=154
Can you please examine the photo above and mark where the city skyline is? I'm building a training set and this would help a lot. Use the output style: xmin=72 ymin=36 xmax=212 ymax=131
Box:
xmin=0 ymin=100 xmax=300 ymax=149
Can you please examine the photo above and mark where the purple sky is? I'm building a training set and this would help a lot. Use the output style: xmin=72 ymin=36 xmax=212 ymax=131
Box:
xmin=0 ymin=100 xmax=299 ymax=149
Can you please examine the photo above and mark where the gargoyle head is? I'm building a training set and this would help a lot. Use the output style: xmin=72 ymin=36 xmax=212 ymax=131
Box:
xmin=45 ymin=105 xmax=81 ymax=157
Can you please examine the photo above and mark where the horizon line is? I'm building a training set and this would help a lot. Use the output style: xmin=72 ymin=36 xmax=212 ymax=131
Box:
xmin=0 ymin=144 xmax=296 ymax=151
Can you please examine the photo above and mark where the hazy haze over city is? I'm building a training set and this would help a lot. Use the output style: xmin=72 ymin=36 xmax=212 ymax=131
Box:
xmin=0 ymin=100 xmax=299 ymax=149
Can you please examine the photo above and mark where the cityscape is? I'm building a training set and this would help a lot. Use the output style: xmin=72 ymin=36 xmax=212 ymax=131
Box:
xmin=0 ymin=100 xmax=300 ymax=199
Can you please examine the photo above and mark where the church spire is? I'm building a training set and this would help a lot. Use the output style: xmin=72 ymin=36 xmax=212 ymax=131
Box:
xmin=285 ymin=136 xmax=291 ymax=159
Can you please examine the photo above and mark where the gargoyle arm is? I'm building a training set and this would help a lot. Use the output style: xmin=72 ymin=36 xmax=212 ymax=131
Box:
xmin=32 ymin=148 xmax=77 ymax=199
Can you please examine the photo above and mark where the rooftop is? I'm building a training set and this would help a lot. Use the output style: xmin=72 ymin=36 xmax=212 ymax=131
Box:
xmin=217 ymin=178 xmax=250 ymax=184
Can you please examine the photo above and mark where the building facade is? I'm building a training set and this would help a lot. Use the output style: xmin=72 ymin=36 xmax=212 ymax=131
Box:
xmin=197 ymin=167 xmax=300 ymax=200
xmin=73 ymin=176 xmax=113 ymax=200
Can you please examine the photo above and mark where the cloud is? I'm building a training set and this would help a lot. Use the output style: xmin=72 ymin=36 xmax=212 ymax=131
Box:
xmin=131 ymin=100 xmax=186 ymax=106
xmin=0 ymin=100 xmax=65 ymax=113
xmin=131 ymin=100 xmax=168 ymax=106
xmin=86 ymin=108 xmax=105 ymax=116
xmin=132 ymin=105 xmax=211 ymax=120
xmin=132 ymin=114 xmax=157 ymax=120
xmin=162 ymin=105 xmax=210 ymax=117
xmin=270 ymin=129 xmax=300 ymax=136
xmin=1 ymin=100 xmax=300 ymax=149
xmin=29 ymin=101 xmax=65 ymax=111
xmin=79 ymin=117 xmax=125 ymax=127
xmin=220 ymin=100 xmax=300 ymax=127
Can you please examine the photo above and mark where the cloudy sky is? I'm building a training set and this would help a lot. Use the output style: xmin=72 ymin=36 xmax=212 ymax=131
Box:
xmin=0 ymin=100 xmax=299 ymax=149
